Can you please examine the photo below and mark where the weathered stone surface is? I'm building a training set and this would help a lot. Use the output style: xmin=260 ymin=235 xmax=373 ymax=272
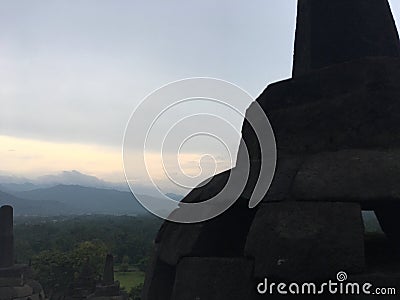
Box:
xmin=292 ymin=149 xmax=400 ymax=209
xmin=87 ymin=296 xmax=127 ymax=300
xmin=245 ymin=202 xmax=365 ymax=281
xmin=241 ymin=57 xmax=400 ymax=156
xmin=156 ymin=195 xmax=255 ymax=267
xmin=103 ymin=254 xmax=114 ymax=285
xmin=293 ymin=0 xmax=400 ymax=77
xmin=14 ymin=295 xmax=41 ymax=300
xmin=374 ymin=204 xmax=400 ymax=246
xmin=154 ymin=169 xmax=256 ymax=266
xmin=0 ymin=205 xmax=14 ymax=268
xmin=145 ymin=1 xmax=400 ymax=298
xmin=263 ymin=155 xmax=304 ymax=202
xmin=0 ymin=277 xmax=23 ymax=287
xmin=171 ymin=257 xmax=253 ymax=300
xmin=87 ymin=254 xmax=129 ymax=299
xmin=0 ymin=284 xmax=33 ymax=300
xmin=142 ymin=255 xmax=176 ymax=300
xmin=155 ymin=221 xmax=202 ymax=266
xmin=0 ymin=265 xmax=29 ymax=278
xmin=180 ymin=169 xmax=230 ymax=204
xmin=93 ymin=283 xmax=121 ymax=297
xmin=25 ymin=279 xmax=44 ymax=294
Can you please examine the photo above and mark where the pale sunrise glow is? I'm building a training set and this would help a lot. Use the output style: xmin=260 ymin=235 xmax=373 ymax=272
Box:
xmin=0 ymin=135 xmax=124 ymax=181
xmin=0 ymin=135 xmax=231 ymax=190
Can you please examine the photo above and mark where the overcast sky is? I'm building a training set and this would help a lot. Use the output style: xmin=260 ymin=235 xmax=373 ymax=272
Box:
xmin=1 ymin=1 xmax=400 ymax=189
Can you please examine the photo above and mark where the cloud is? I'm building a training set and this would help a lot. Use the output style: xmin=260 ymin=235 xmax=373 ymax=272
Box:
xmin=0 ymin=0 xmax=300 ymax=147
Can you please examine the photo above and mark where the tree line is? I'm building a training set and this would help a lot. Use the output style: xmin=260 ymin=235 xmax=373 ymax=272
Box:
xmin=13 ymin=214 xmax=161 ymax=296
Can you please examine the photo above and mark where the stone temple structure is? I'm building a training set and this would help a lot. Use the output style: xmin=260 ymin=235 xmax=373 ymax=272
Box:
xmin=86 ymin=254 xmax=128 ymax=300
xmin=143 ymin=0 xmax=400 ymax=299
xmin=0 ymin=203 xmax=127 ymax=300
xmin=65 ymin=254 xmax=128 ymax=300
xmin=0 ymin=205 xmax=46 ymax=300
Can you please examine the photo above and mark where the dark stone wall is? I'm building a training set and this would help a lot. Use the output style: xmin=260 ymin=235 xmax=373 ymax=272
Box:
xmin=293 ymin=0 xmax=400 ymax=77
xmin=0 ymin=205 xmax=14 ymax=268
xmin=241 ymin=57 xmax=400 ymax=157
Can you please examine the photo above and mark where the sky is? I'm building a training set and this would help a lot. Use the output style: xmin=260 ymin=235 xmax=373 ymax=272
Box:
xmin=1 ymin=1 xmax=400 ymax=192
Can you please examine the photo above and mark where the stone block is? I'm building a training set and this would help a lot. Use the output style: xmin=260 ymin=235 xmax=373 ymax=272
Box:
xmin=245 ymin=202 xmax=365 ymax=281
xmin=0 ymin=284 xmax=33 ymax=300
xmin=0 ymin=277 xmax=23 ymax=287
xmin=155 ymin=170 xmax=256 ymax=266
xmin=241 ymin=57 xmax=400 ymax=156
xmin=25 ymin=279 xmax=44 ymax=294
xmin=263 ymin=155 xmax=304 ymax=202
xmin=292 ymin=149 xmax=400 ymax=209
xmin=141 ymin=255 xmax=176 ymax=300
xmin=0 ymin=265 xmax=29 ymax=278
xmin=171 ymin=257 xmax=253 ymax=300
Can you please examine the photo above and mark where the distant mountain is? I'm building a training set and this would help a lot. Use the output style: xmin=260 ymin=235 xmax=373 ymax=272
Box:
xmin=36 ymin=170 xmax=130 ymax=191
xmin=13 ymin=185 xmax=150 ymax=215
xmin=0 ymin=171 xmax=130 ymax=193
xmin=165 ymin=193 xmax=184 ymax=201
xmin=0 ymin=190 xmax=73 ymax=216
xmin=0 ymin=182 xmax=38 ymax=193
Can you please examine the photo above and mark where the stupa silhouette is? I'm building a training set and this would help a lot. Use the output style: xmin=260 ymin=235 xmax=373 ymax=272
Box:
xmin=143 ymin=1 xmax=400 ymax=299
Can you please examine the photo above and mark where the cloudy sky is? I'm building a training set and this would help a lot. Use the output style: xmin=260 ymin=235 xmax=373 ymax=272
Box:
xmin=1 ymin=1 xmax=400 ymax=192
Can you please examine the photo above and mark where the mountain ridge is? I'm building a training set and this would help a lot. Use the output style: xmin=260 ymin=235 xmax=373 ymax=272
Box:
xmin=13 ymin=184 xmax=149 ymax=215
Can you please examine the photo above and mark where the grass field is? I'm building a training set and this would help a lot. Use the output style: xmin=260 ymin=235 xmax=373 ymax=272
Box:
xmin=115 ymin=270 xmax=145 ymax=291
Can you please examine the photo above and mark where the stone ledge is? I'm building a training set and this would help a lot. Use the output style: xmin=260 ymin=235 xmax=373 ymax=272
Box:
xmin=292 ymin=149 xmax=400 ymax=209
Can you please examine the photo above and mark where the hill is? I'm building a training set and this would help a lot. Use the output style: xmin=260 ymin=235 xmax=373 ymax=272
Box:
xmin=14 ymin=185 xmax=149 ymax=215
xmin=0 ymin=190 xmax=73 ymax=215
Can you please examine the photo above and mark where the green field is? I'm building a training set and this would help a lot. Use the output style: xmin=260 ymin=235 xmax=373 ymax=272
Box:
xmin=115 ymin=270 xmax=145 ymax=291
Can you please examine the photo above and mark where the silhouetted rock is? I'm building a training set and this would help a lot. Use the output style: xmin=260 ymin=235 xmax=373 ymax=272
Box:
xmin=0 ymin=285 xmax=33 ymax=299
